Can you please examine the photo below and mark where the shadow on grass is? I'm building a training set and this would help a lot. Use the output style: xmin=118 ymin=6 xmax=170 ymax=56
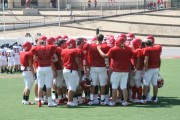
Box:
xmin=128 ymin=96 xmax=180 ymax=108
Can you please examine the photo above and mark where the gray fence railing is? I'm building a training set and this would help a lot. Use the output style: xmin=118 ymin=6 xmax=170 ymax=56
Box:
xmin=0 ymin=1 xmax=180 ymax=9
xmin=0 ymin=1 xmax=180 ymax=31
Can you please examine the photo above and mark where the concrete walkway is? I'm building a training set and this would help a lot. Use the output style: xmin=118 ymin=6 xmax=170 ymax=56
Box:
xmin=0 ymin=9 xmax=180 ymax=46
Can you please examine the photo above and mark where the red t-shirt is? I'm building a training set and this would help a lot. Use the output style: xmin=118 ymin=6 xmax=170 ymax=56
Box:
xmin=144 ymin=45 xmax=161 ymax=69
xmin=76 ymin=48 xmax=84 ymax=59
xmin=20 ymin=51 xmax=33 ymax=67
xmin=132 ymin=48 xmax=145 ymax=70
xmin=85 ymin=43 xmax=110 ymax=67
xmin=54 ymin=47 xmax=63 ymax=70
xmin=61 ymin=48 xmax=79 ymax=70
xmin=30 ymin=45 xmax=56 ymax=67
xmin=107 ymin=46 xmax=133 ymax=72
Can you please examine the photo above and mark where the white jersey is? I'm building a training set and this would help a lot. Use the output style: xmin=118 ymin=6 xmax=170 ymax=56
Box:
xmin=6 ymin=49 xmax=15 ymax=61
xmin=13 ymin=45 xmax=20 ymax=59
xmin=0 ymin=48 xmax=7 ymax=61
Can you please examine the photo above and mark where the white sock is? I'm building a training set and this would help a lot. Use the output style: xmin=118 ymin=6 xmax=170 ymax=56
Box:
xmin=101 ymin=95 xmax=105 ymax=101
xmin=63 ymin=94 xmax=66 ymax=98
xmin=48 ymin=97 xmax=52 ymax=103
xmin=58 ymin=95 xmax=62 ymax=100
xmin=105 ymin=94 xmax=109 ymax=99
xmin=38 ymin=97 xmax=42 ymax=101
xmin=94 ymin=94 xmax=98 ymax=100
xmin=43 ymin=96 xmax=47 ymax=101
xmin=90 ymin=94 xmax=94 ymax=101
xmin=73 ymin=97 xmax=78 ymax=103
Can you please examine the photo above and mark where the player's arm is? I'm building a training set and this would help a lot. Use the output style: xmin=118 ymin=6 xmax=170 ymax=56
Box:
xmin=28 ymin=55 xmax=36 ymax=75
xmin=52 ymin=53 xmax=58 ymax=62
xmin=97 ymin=46 xmax=109 ymax=58
xmin=33 ymin=55 xmax=38 ymax=61
xmin=144 ymin=56 xmax=149 ymax=71
xmin=51 ymin=62 xmax=57 ymax=78
xmin=135 ymin=57 xmax=140 ymax=70
xmin=75 ymin=56 xmax=83 ymax=72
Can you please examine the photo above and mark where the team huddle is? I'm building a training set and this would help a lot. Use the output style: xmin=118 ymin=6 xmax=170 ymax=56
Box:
xmin=0 ymin=33 xmax=164 ymax=107
xmin=0 ymin=43 xmax=22 ymax=74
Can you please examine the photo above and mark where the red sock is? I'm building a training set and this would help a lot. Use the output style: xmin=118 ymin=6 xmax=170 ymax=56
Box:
xmin=137 ymin=86 xmax=142 ymax=100
xmin=131 ymin=86 xmax=137 ymax=99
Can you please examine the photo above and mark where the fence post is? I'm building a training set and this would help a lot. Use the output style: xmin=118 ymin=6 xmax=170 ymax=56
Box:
xmin=96 ymin=28 xmax=99 ymax=35
xmin=101 ymin=10 xmax=103 ymax=18
xmin=144 ymin=0 xmax=146 ymax=12
xmin=74 ymin=15 xmax=75 ymax=23
xmin=44 ymin=17 xmax=45 ymax=26
xmin=101 ymin=2 xmax=103 ymax=11
xmin=29 ymin=20 xmax=30 ymax=28
xmin=88 ymin=13 xmax=89 ymax=20
xmin=13 ymin=22 xmax=15 ymax=30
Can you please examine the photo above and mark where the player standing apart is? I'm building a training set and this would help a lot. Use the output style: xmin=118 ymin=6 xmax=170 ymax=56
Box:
xmin=20 ymin=41 xmax=36 ymax=105
xmin=142 ymin=36 xmax=162 ymax=103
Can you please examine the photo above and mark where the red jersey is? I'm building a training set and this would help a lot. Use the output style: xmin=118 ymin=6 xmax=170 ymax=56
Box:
xmin=20 ymin=51 xmax=33 ymax=67
xmin=85 ymin=44 xmax=110 ymax=67
xmin=144 ymin=45 xmax=161 ymax=69
xmin=61 ymin=48 xmax=79 ymax=70
xmin=30 ymin=45 xmax=56 ymax=67
xmin=76 ymin=48 xmax=84 ymax=60
xmin=132 ymin=48 xmax=145 ymax=70
xmin=107 ymin=46 xmax=133 ymax=72
xmin=54 ymin=47 xmax=63 ymax=70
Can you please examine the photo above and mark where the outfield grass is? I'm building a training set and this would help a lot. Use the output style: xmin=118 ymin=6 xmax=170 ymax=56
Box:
xmin=0 ymin=59 xmax=180 ymax=120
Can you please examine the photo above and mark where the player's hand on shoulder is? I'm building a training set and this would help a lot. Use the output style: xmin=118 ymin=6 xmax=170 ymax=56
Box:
xmin=97 ymin=46 xmax=101 ymax=50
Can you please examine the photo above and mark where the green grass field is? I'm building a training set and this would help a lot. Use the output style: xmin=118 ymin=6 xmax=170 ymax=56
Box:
xmin=0 ymin=59 xmax=180 ymax=120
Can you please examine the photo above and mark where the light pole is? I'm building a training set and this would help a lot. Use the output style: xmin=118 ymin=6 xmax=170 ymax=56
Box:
xmin=58 ymin=0 xmax=60 ymax=28
xmin=2 ymin=0 xmax=6 ymax=38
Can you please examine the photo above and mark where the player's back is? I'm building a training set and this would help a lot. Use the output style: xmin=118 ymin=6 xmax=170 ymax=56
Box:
xmin=31 ymin=45 xmax=56 ymax=67
xmin=13 ymin=45 xmax=20 ymax=59
xmin=61 ymin=48 xmax=78 ymax=70
xmin=144 ymin=46 xmax=161 ymax=69
xmin=87 ymin=44 xmax=110 ymax=67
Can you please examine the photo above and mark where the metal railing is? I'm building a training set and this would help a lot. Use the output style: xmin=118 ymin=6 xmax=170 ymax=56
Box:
xmin=0 ymin=1 xmax=179 ymax=9
xmin=0 ymin=1 xmax=180 ymax=31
